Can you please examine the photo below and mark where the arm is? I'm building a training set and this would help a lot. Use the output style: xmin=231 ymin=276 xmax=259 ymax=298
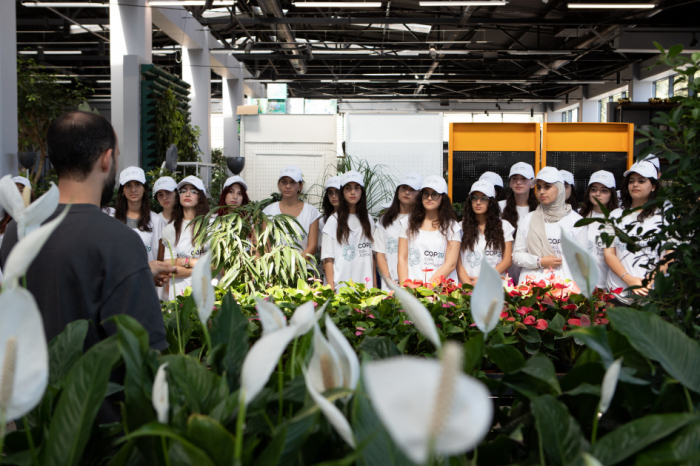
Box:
xmin=431 ymin=240 xmax=461 ymax=282
xmin=456 ymin=255 xmax=473 ymax=286
xmin=303 ymin=218 xmax=319 ymax=259
xmin=321 ymin=231 xmax=335 ymax=292
xmin=398 ymin=237 xmax=409 ymax=284
xmin=512 ymin=225 xmax=561 ymax=270
xmin=496 ymin=241 xmax=513 ymax=275
xmin=376 ymin=253 xmax=393 ymax=285
xmin=324 ymin=259 xmax=335 ymax=293
xmin=603 ymin=247 xmax=647 ymax=295
xmin=171 ymin=257 xmax=198 ymax=279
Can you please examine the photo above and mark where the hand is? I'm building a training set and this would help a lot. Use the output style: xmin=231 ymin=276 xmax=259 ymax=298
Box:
xmin=540 ymin=255 xmax=562 ymax=269
xmin=469 ymin=276 xmax=478 ymax=286
xmin=149 ymin=260 xmax=177 ymax=287
xmin=625 ymin=276 xmax=649 ymax=296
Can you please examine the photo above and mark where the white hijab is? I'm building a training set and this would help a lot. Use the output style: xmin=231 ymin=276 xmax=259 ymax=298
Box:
xmin=526 ymin=181 xmax=572 ymax=259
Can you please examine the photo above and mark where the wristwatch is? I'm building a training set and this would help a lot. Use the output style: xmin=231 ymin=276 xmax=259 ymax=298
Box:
xmin=184 ymin=257 xmax=190 ymax=269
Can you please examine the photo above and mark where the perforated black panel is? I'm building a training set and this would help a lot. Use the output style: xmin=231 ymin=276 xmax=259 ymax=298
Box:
xmin=546 ymin=151 xmax=628 ymax=199
xmin=452 ymin=151 xmax=535 ymax=203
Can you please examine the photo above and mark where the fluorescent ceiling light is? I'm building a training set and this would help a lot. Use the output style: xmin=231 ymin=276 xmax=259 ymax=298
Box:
xmin=419 ymin=1 xmax=507 ymax=6
xmin=508 ymin=50 xmax=575 ymax=55
xmin=148 ymin=1 xmax=235 ymax=6
xmin=552 ymin=80 xmax=606 ymax=84
xmin=96 ymin=80 xmax=111 ymax=83
xmin=19 ymin=50 xmax=82 ymax=55
xmin=70 ymin=25 xmax=107 ymax=34
xmin=294 ymin=2 xmax=383 ymax=7
xmin=567 ymin=3 xmax=655 ymax=8
xmin=355 ymin=23 xmax=432 ymax=34
xmin=22 ymin=2 xmax=108 ymax=7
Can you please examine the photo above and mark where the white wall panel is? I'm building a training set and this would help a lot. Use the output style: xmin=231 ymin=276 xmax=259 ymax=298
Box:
xmin=243 ymin=114 xmax=337 ymax=143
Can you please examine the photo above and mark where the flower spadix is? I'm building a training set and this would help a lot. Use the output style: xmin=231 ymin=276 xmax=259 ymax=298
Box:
xmin=324 ymin=315 xmax=360 ymax=390
xmin=192 ymin=250 xmax=215 ymax=324
xmin=382 ymin=274 xmax=442 ymax=350
xmin=599 ymin=357 xmax=623 ymax=415
xmin=0 ymin=176 xmax=59 ymax=239
xmin=0 ymin=288 xmax=49 ymax=421
xmin=470 ymin=260 xmax=504 ymax=335
xmin=302 ymin=367 xmax=356 ymax=448
xmin=560 ymin=227 xmax=599 ymax=300
xmin=307 ymin=324 xmax=344 ymax=394
xmin=152 ymin=363 xmax=169 ymax=424
xmin=363 ymin=341 xmax=493 ymax=464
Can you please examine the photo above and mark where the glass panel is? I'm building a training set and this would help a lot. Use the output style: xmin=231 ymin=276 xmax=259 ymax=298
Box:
xmin=571 ymin=108 xmax=579 ymax=122
xmin=673 ymin=75 xmax=688 ymax=97
xmin=599 ymin=99 xmax=607 ymax=122
xmin=655 ymin=77 xmax=670 ymax=98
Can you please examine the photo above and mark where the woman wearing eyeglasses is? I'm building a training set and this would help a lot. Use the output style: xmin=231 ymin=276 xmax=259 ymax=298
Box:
xmin=398 ymin=175 xmax=462 ymax=284
xmin=512 ymin=167 xmax=583 ymax=284
xmin=456 ymin=181 xmax=514 ymax=286
xmin=160 ymin=175 xmax=211 ymax=300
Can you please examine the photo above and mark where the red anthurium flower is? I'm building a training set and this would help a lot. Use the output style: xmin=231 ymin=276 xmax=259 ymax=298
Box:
xmin=612 ymin=287 xmax=623 ymax=294
xmin=563 ymin=304 xmax=577 ymax=311
xmin=403 ymin=279 xmax=423 ymax=289
xmin=542 ymin=295 xmax=555 ymax=307
xmin=595 ymin=317 xmax=610 ymax=325
xmin=500 ymin=311 xmax=509 ymax=319
xmin=421 ymin=268 xmax=434 ymax=273
xmin=553 ymin=283 xmax=567 ymax=290
xmin=535 ymin=280 xmax=547 ymax=288
xmin=580 ymin=315 xmax=591 ymax=327
xmin=506 ymin=317 xmax=516 ymax=322
xmin=535 ymin=319 xmax=548 ymax=330
xmin=567 ymin=318 xmax=581 ymax=326
xmin=516 ymin=306 xmax=533 ymax=316
xmin=523 ymin=316 xmax=536 ymax=325
xmin=508 ymin=290 xmax=521 ymax=297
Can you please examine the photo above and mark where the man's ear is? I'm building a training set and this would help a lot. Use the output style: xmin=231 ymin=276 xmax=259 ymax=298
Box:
xmin=99 ymin=149 xmax=114 ymax=173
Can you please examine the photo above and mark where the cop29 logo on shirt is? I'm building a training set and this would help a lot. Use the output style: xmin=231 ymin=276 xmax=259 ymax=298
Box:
xmin=424 ymin=251 xmax=445 ymax=259
xmin=548 ymin=238 xmax=561 ymax=245
xmin=386 ymin=237 xmax=399 ymax=254
xmin=342 ymin=244 xmax=356 ymax=261
xmin=408 ymin=248 xmax=421 ymax=267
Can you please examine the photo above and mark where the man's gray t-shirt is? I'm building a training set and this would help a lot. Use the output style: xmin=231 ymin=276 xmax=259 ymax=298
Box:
xmin=0 ymin=204 xmax=167 ymax=351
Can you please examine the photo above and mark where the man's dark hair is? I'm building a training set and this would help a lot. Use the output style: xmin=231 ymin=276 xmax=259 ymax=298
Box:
xmin=47 ymin=111 xmax=116 ymax=180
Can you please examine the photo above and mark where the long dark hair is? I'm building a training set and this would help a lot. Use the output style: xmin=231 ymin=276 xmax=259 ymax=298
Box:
xmin=565 ymin=183 xmax=580 ymax=210
xmin=494 ymin=186 xmax=505 ymax=202
xmin=322 ymin=188 xmax=336 ymax=223
xmin=407 ymin=190 xmax=458 ymax=239
xmin=336 ymin=186 xmax=373 ymax=245
xmin=501 ymin=180 xmax=538 ymax=234
xmin=0 ymin=213 xmax=12 ymax=235
xmin=171 ymin=188 xmax=211 ymax=245
xmin=620 ymin=174 xmax=659 ymax=222
xmin=380 ymin=186 xmax=403 ymax=229
xmin=461 ymin=197 xmax=505 ymax=253
xmin=579 ymin=184 xmax=619 ymax=218
xmin=115 ymin=182 xmax=152 ymax=232
xmin=217 ymin=182 xmax=250 ymax=216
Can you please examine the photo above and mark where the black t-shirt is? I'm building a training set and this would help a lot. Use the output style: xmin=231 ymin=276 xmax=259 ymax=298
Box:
xmin=0 ymin=204 xmax=167 ymax=351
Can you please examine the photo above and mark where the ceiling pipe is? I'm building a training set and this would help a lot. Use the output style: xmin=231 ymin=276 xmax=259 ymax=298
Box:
xmin=255 ymin=0 xmax=308 ymax=74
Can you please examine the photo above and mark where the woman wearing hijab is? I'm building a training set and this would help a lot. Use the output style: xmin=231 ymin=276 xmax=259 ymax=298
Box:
xmin=512 ymin=167 xmax=583 ymax=284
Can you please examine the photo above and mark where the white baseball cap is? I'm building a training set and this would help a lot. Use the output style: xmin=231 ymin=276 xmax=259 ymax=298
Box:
xmin=153 ymin=176 xmax=177 ymax=196
xmin=588 ymin=170 xmax=616 ymax=189
xmin=479 ymin=171 xmax=504 ymax=188
xmin=177 ymin=175 xmax=208 ymax=196
xmin=279 ymin=165 xmax=303 ymax=183
xmin=381 ymin=200 xmax=394 ymax=209
xmin=340 ymin=170 xmax=364 ymax=188
xmin=509 ymin=162 xmax=535 ymax=180
xmin=643 ymin=155 xmax=660 ymax=171
xmin=12 ymin=176 xmax=31 ymax=188
xmin=421 ymin=175 xmax=448 ymax=195
xmin=560 ymin=170 xmax=575 ymax=186
xmin=398 ymin=172 xmax=423 ymax=191
xmin=469 ymin=180 xmax=496 ymax=199
xmin=325 ymin=176 xmax=341 ymax=190
xmin=224 ymin=175 xmax=248 ymax=192
xmin=624 ymin=161 xmax=657 ymax=180
xmin=536 ymin=166 xmax=564 ymax=184
xmin=119 ymin=166 xmax=146 ymax=186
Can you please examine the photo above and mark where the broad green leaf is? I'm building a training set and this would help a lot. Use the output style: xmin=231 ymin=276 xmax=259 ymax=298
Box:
xmin=254 ymin=426 xmax=287 ymax=466
xmin=120 ymin=422 xmax=216 ymax=466
xmin=519 ymin=353 xmax=561 ymax=395
xmin=277 ymin=412 xmax=318 ymax=465
xmin=568 ymin=326 xmax=613 ymax=367
xmin=186 ymin=414 xmax=235 ymax=465
xmin=669 ymin=44 xmax=684 ymax=58
xmin=161 ymin=355 xmax=227 ymax=415
xmin=463 ymin=336 xmax=485 ymax=374
xmin=487 ymin=344 xmax=526 ymax=373
xmin=209 ymin=292 xmax=249 ymax=391
xmin=47 ymin=320 xmax=88 ymax=387
xmin=635 ymin=420 xmax=700 ymax=466
xmin=358 ymin=336 xmax=400 ymax=360
xmin=531 ymin=395 xmax=588 ymax=466
xmin=608 ymin=308 xmax=700 ymax=393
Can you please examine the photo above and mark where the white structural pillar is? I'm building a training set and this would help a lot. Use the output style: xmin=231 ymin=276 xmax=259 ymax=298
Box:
xmin=0 ymin=0 xmax=18 ymax=177
xmin=580 ymin=92 xmax=599 ymax=123
xmin=223 ymin=77 xmax=245 ymax=162
xmin=110 ymin=0 xmax=152 ymax=170
xmin=182 ymin=46 xmax=211 ymax=179
xmin=630 ymin=63 xmax=654 ymax=102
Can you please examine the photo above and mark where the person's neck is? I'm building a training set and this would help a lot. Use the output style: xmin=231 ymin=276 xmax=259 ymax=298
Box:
xmin=162 ymin=207 xmax=172 ymax=221
xmin=127 ymin=200 xmax=141 ymax=217
xmin=183 ymin=206 xmax=196 ymax=221
xmin=592 ymin=204 xmax=603 ymax=214
xmin=58 ymin=178 xmax=103 ymax=206
xmin=631 ymin=197 xmax=648 ymax=209
xmin=348 ymin=204 xmax=357 ymax=215
xmin=425 ymin=209 xmax=438 ymax=221
xmin=514 ymin=191 xmax=530 ymax=207
xmin=399 ymin=202 xmax=414 ymax=215
xmin=280 ymin=196 xmax=299 ymax=207
xmin=475 ymin=212 xmax=487 ymax=226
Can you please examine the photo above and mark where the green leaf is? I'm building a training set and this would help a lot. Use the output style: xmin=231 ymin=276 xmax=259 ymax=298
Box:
xmin=463 ymin=336 xmax=485 ymax=374
xmin=589 ymin=413 xmax=697 ymax=466
xmin=635 ymin=420 xmax=700 ymax=466
xmin=608 ymin=308 xmax=700 ymax=393
xmin=186 ymin=414 xmax=235 ymax=465
xmin=568 ymin=326 xmax=614 ymax=367
xmin=277 ymin=412 xmax=317 ymax=465
xmin=120 ymin=422 xmax=216 ymax=466
xmin=162 ymin=355 xmax=227 ymax=414
xmin=519 ymin=353 xmax=561 ymax=395
xmin=254 ymin=426 xmax=287 ymax=466
xmin=209 ymin=292 xmax=249 ymax=391
xmin=487 ymin=344 xmax=526 ymax=373
xmin=47 ymin=320 xmax=88 ymax=387
xmin=669 ymin=44 xmax=684 ymax=58
xmin=358 ymin=336 xmax=400 ymax=360
xmin=531 ymin=395 xmax=589 ymax=466
xmin=44 ymin=336 xmax=122 ymax=466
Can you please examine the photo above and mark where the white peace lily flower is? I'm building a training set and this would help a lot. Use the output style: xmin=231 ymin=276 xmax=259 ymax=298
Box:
xmin=599 ymin=358 xmax=623 ymax=415
xmin=471 ymin=260 xmax=504 ymax=335
xmin=152 ymin=363 xmax=169 ymax=424
xmin=363 ymin=342 xmax=493 ymax=465
xmin=302 ymin=367 xmax=356 ymax=448
xmin=0 ymin=288 xmax=49 ymax=421
xmin=560 ymin=227 xmax=599 ymax=300
xmin=289 ymin=300 xmax=317 ymax=336
xmin=192 ymin=250 xmax=215 ymax=324
xmin=325 ymin=315 xmax=360 ymax=390
xmin=255 ymin=298 xmax=288 ymax=336
xmin=0 ymin=177 xmax=59 ymax=239
xmin=307 ymin=324 xmax=344 ymax=394
xmin=161 ymin=222 xmax=177 ymax=251
xmin=581 ymin=453 xmax=604 ymax=466
xmin=382 ymin=274 xmax=442 ymax=350
xmin=2 ymin=207 xmax=69 ymax=290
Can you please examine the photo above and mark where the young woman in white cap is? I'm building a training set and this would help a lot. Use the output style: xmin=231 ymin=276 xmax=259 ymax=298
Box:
xmin=560 ymin=170 xmax=579 ymax=211
xmin=578 ymin=170 xmax=619 ymax=290
xmin=318 ymin=176 xmax=341 ymax=255
xmin=161 ymin=175 xmax=210 ymax=299
xmin=153 ymin=176 xmax=178 ymax=223
xmin=321 ymin=170 xmax=375 ymax=291
xmin=374 ymin=172 xmax=422 ymax=288
xmin=398 ymin=175 xmax=462 ymax=284
xmin=513 ymin=166 xmax=583 ymax=283
xmin=604 ymin=161 xmax=663 ymax=305
xmin=457 ymin=180 xmax=514 ymax=285
xmin=479 ymin=171 xmax=505 ymax=202
xmin=263 ymin=165 xmax=321 ymax=265
xmin=217 ymin=175 xmax=249 ymax=216
xmin=115 ymin=166 xmax=164 ymax=262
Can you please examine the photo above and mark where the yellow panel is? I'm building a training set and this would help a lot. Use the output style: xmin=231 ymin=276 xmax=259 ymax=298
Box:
xmin=543 ymin=123 xmax=633 ymax=152
xmin=451 ymin=123 xmax=540 ymax=151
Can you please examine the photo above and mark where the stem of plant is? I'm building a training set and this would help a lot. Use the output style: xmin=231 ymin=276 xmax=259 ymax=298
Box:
xmin=278 ymin=359 xmax=284 ymax=425
xmin=290 ymin=338 xmax=298 ymax=380
xmin=201 ymin=323 xmax=212 ymax=359
xmin=538 ymin=424 xmax=545 ymax=466
xmin=161 ymin=436 xmax=171 ymax=466
xmin=22 ymin=416 xmax=38 ymax=466
xmin=684 ymin=386 xmax=694 ymax=414
xmin=169 ymin=244 xmax=183 ymax=355
xmin=0 ymin=408 xmax=6 ymax=466
xmin=591 ymin=408 xmax=600 ymax=445
xmin=234 ymin=393 xmax=247 ymax=466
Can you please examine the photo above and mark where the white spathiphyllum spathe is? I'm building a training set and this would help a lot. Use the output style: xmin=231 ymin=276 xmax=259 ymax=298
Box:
xmin=470 ymin=260 xmax=504 ymax=335
xmin=255 ymin=298 xmax=288 ymax=336
xmin=0 ymin=176 xmax=59 ymax=239
xmin=191 ymin=250 xmax=215 ymax=324
xmin=0 ymin=288 xmax=49 ymax=421
xmin=289 ymin=300 xmax=318 ymax=336
xmin=302 ymin=367 xmax=356 ymax=448
xmin=325 ymin=315 xmax=360 ymax=390
xmin=381 ymin=274 xmax=442 ymax=350
xmin=307 ymin=324 xmax=344 ymax=394
xmin=363 ymin=341 xmax=493 ymax=464
xmin=161 ymin=222 xmax=177 ymax=252
xmin=599 ymin=358 xmax=623 ymax=415
xmin=152 ymin=363 xmax=169 ymax=424
xmin=560 ymin=227 xmax=600 ymax=300
xmin=581 ymin=453 xmax=604 ymax=466
xmin=1 ymin=207 xmax=69 ymax=290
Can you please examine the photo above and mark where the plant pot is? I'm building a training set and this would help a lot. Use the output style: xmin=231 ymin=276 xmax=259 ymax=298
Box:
xmin=17 ymin=151 xmax=37 ymax=170
xmin=226 ymin=156 xmax=245 ymax=175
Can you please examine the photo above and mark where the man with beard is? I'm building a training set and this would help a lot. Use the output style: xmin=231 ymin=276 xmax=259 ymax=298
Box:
xmin=0 ymin=111 xmax=170 ymax=355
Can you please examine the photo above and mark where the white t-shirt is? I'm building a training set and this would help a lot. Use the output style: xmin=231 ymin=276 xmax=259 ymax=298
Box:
xmin=399 ymin=218 xmax=462 ymax=282
xmin=157 ymin=212 xmax=170 ymax=225
xmin=582 ymin=211 xmax=608 ymax=290
xmin=498 ymin=200 xmax=532 ymax=283
xmin=163 ymin=221 xmax=210 ymax=300
xmin=606 ymin=208 xmax=662 ymax=304
xmin=459 ymin=219 xmax=515 ymax=277
xmin=126 ymin=212 xmax=164 ymax=262
xmin=373 ymin=213 xmax=409 ymax=289
xmin=512 ymin=210 xmax=584 ymax=284
xmin=321 ymin=213 xmax=376 ymax=290
xmin=102 ymin=206 xmax=115 ymax=217
xmin=263 ymin=202 xmax=321 ymax=253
